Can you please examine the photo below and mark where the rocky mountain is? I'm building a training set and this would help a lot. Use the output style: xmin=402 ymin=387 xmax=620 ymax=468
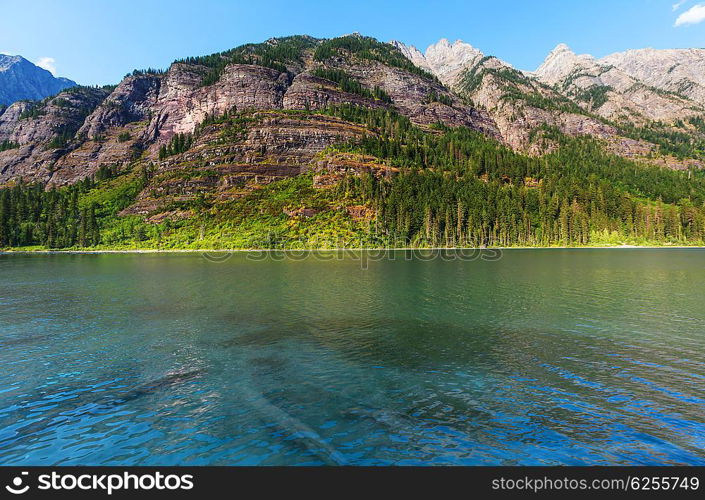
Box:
xmin=393 ymin=39 xmax=705 ymax=165
xmin=532 ymin=44 xmax=703 ymax=124
xmin=0 ymin=54 xmax=76 ymax=106
xmin=392 ymin=39 xmax=631 ymax=154
xmin=0 ymin=35 xmax=498 ymax=187
xmin=2 ymin=34 xmax=705 ymax=250
xmin=392 ymin=39 xmax=484 ymax=86
xmin=3 ymin=34 xmax=705 ymax=191
xmin=600 ymin=48 xmax=705 ymax=106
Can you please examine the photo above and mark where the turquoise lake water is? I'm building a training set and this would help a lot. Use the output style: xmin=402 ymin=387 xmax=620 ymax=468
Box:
xmin=1 ymin=249 xmax=704 ymax=465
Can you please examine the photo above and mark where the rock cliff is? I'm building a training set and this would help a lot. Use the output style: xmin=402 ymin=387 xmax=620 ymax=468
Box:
xmin=393 ymin=38 xmax=705 ymax=163
xmin=2 ymin=34 xmax=705 ymax=190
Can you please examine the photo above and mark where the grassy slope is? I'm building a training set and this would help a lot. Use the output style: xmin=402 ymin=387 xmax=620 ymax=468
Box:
xmin=20 ymin=173 xmax=380 ymax=251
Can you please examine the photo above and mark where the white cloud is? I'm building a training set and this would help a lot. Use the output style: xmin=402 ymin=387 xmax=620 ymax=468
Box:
xmin=35 ymin=56 xmax=57 ymax=74
xmin=673 ymin=0 xmax=689 ymax=11
xmin=675 ymin=3 xmax=705 ymax=25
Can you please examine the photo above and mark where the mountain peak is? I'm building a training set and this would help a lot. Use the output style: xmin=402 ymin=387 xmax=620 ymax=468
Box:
xmin=0 ymin=54 xmax=77 ymax=105
xmin=396 ymin=38 xmax=485 ymax=86
xmin=535 ymin=43 xmax=595 ymax=85
xmin=390 ymin=38 xmax=485 ymax=85
xmin=550 ymin=43 xmax=573 ymax=55
xmin=426 ymin=38 xmax=481 ymax=59
xmin=0 ymin=54 xmax=29 ymax=72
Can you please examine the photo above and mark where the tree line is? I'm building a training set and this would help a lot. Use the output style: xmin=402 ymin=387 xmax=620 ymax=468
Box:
xmin=0 ymin=165 xmax=141 ymax=248
xmin=0 ymin=181 xmax=100 ymax=248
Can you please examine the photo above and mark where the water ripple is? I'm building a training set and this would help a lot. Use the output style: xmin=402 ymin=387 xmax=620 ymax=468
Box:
xmin=0 ymin=250 xmax=704 ymax=465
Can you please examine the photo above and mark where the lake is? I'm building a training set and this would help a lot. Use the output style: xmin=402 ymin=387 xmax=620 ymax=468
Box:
xmin=1 ymin=249 xmax=704 ymax=465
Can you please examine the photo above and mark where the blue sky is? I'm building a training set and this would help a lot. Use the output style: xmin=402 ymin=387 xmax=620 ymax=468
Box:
xmin=1 ymin=0 xmax=704 ymax=85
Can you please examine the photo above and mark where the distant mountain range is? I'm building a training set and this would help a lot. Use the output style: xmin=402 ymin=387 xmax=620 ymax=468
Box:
xmin=0 ymin=54 xmax=76 ymax=106
xmin=393 ymin=39 xmax=705 ymax=161
xmin=1 ymin=34 xmax=705 ymax=250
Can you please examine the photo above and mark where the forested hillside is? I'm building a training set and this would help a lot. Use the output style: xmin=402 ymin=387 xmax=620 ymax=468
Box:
xmin=2 ymin=105 xmax=704 ymax=250
xmin=1 ymin=34 xmax=705 ymax=250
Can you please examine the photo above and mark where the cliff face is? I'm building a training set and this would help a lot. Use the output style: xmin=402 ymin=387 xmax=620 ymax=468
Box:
xmin=143 ymin=63 xmax=290 ymax=145
xmin=136 ymin=53 xmax=499 ymax=150
xmin=0 ymin=35 xmax=499 ymax=186
xmin=0 ymin=55 xmax=76 ymax=106
xmin=78 ymin=75 xmax=162 ymax=140
xmin=315 ymin=57 xmax=498 ymax=136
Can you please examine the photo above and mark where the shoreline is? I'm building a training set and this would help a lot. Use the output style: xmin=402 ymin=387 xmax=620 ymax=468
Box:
xmin=2 ymin=245 xmax=705 ymax=254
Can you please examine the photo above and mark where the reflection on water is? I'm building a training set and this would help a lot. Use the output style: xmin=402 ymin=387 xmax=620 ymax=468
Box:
xmin=1 ymin=250 xmax=704 ymax=465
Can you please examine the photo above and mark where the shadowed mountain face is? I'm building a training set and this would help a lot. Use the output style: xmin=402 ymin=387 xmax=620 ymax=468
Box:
xmin=0 ymin=55 xmax=76 ymax=106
